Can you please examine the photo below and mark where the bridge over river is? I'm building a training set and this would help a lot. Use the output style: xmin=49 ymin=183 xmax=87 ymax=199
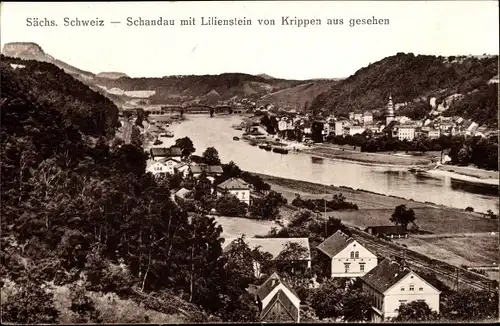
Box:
xmin=135 ymin=104 xmax=249 ymax=115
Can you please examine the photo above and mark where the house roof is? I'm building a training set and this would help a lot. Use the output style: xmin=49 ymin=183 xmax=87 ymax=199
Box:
xmin=256 ymin=272 xmax=299 ymax=302
xmin=190 ymin=165 xmax=224 ymax=175
xmin=361 ymin=259 xmax=411 ymax=294
xmin=222 ymin=237 xmax=311 ymax=260
xmin=175 ymin=188 xmax=190 ymax=199
xmin=217 ymin=177 xmax=250 ymax=190
xmin=150 ymin=147 xmax=182 ymax=157
xmin=316 ymin=230 xmax=354 ymax=258
xmin=260 ymin=289 xmax=299 ymax=322
xmin=157 ymin=157 xmax=181 ymax=164
xmin=365 ymin=225 xmax=408 ymax=235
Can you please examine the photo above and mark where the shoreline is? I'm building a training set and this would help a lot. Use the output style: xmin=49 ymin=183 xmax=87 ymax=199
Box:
xmin=252 ymin=172 xmax=498 ymax=215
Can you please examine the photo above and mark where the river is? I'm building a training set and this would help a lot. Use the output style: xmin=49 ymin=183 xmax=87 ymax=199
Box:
xmin=160 ymin=115 xmax=499 ymax=213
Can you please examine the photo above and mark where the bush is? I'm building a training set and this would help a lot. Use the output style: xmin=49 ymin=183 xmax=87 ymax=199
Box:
xmin=214 ymin=194 xmax=248 ymax=217
xmin=465 ymin=206 xmax=474 ymax=212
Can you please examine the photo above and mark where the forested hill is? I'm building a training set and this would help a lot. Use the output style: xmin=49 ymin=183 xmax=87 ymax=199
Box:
xmin=1 ymin=51 xmax=261 ymax=324
xmin=1 ymin=55 xmax=120 ymax=137
xmin=94 ymin=73 xmax=305 ymax=105
xmin=311 ymin=53 xmax=498 ymax=126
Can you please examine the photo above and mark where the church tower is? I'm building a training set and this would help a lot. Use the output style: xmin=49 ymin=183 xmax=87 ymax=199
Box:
xmin=385 ymin=95 xmax=395 ymax=125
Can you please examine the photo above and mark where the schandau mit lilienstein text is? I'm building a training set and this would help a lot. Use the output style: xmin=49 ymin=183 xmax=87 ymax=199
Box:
xmin=26 ymin=16 xmax=390 ymax=28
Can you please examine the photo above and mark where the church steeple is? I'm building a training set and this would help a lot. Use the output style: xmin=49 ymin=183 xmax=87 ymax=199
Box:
xmin=386 ymin=95 xmax=395 ymax=125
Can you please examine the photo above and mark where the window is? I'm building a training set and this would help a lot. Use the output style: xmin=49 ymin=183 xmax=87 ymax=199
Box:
xmin=359 ymin=263 xmax=365 ymax=272
xmin=355 ymin=251 xmax=359 ymax=258
xmin=350 ymin=251 xmax=354 ymax=259
xmin=417 ymin=299 xmax=425 ymax=303
xmin=409 ymin=284 xmax=415 ymax=291
xmin=344 ymin=263 xmax=350 ymax=273
xmin=399 ymin=300 xmax=407 ymax=303
xmin=419 ymin=287 xmax=423 ymax=291
xmin=400 ymin=287 xmax=405 ymax=291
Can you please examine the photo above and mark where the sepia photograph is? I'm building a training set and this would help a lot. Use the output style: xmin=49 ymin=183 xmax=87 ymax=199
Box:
xmin=0 ymin=0 xmax=499 ymax=324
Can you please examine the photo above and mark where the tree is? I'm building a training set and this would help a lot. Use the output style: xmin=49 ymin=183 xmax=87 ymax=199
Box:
xmin=390 ymin=204 xmax=416 ymax=230
xmin=1 ymin=280 xmax=60 ymax=324
xmin=394 ymin=300 xmax=439 ymax=322
xmin=443 ymin=289 xmax=499 ymax=321
xmin=249 ymin=190 xmax=287 ymax=220
xmin=202 ymin=147 xmax=221 ymax=165
xmin=215 ymin=194 xmax=248 ymax=217
xmin=174 ymin=137 xmax=196 ymax=157
xmin=341 ymin=288 xmax=372 ymax=322
xmin=310 ymin=279 xmax=345 ymax=320
xmin=69 ymin=285 xmax=102 ymax=323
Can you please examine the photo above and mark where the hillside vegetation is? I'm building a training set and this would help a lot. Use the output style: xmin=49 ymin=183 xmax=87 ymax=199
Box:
xmin=0 ymin=59 xmax=259 ymax=323
xmin=93 ymin=73 xmax=305 ymax=105
xmin=260 ymin=79 xmax=340 ymax=111
xmin=1 ymin=55 xmax=119 ymax=137
xmin=312 ymin=53 xmax=498 ymax=126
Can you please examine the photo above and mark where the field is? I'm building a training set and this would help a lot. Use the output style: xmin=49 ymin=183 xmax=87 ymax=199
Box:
xmin=332 ymin=207 xmax=498 ymax=234
xmin=254 ymin=173 xmax=499 ymax=272
xmin=213 ymin=215 xmax=279 ymax=239
xmin=393 ymin=235 xmax=498 ymax=266
xmin=302 ymin=145 xmax=433 ymax=166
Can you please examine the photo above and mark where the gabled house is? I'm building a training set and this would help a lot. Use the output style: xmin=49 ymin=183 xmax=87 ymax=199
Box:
xmin=146 ymin=157 xmax=182 ymax=177
xmin=361 ymin=259 xmax=441 ymax=322
xmin=149 ymin=147 xmax=182 ymax=161
xmin=175 ymin=162 xmax=190 ymax=177
xmin=216 ymin=177 xmax=251 ymax=205
xmin=316 ymin=230 xmax=377 ymax=278
xmin=255 ymin=272 xmax=301 ymax=323
xmin=222 ymin=237 xmax=311 ymax=278
xmin=365 ymin=226 xmax=408 ymax=239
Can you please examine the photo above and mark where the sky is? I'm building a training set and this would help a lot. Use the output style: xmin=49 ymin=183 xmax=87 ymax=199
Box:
xmin=1 ymin=1 xmax=498 ymax=80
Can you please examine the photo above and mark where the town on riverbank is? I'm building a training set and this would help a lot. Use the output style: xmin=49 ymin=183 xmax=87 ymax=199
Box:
xmin=111 ymin=105 xmax=500 ymax=322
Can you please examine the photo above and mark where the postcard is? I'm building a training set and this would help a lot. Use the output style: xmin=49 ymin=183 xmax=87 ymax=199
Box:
xmin=0 ymin=1 xmax=498 ymax=324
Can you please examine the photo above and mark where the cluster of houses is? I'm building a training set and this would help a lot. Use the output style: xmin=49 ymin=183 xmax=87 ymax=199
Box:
xmin=258 ymin=95 xmax=496 ymax=143
xmin=146 ymin=147 xmax=252 ymax=205
xmin=222 ymin=230 xmax=440 ymax=323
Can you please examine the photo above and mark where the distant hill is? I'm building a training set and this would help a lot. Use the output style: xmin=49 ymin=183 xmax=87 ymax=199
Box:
xmin=260 ymin=79 xmax=340 ymax=112
xmin=311 ymin=53 xmax=498 ymax=126
xmin=2 ymin=42 xmax=95 ymax=79
xmin=97 ymin=72 xmax=129 ymax=79
xmin=94 ymin=73 xmax=306 ymax=105
xmin=1 ymin=55 xmax=119 ymax=136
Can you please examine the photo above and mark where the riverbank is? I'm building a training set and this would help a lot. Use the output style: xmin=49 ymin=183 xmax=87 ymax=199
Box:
xmin=256 ymin=172 xmax=498 ymax=267
xmin=432 ymin=164 xmax=499 ymax=182
xmin=301 ymin=144 xmax=434 ymax=167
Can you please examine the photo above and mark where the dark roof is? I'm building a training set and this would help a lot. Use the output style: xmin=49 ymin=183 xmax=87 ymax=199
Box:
xmin=190 ymin=165 xmax=224 ymax=175
xmin=365 ymin=225 xmax=408 ymax=235
xmin=361 ymin=259 xmax=411 ymax=294
xmin=256 ymin=272 xmax=299 ymax=302
xmin=150 ymin=147 xmax=182 ymax=157
xmin=316 ymin=230 xmax=353 ymax=258
xmin=217 ymin=177 xmax=250 ymax=190
xmin=260 ymin=289 xmax=299 ymax=322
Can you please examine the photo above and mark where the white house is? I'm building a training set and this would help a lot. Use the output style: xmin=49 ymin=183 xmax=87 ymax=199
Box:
xmin=396 ymin=125 xmax=418 ymax=141
xmin=222 ymin=237 xmax=311 ymax=278
xmin=363 ymin=111 xmax=374 ymax=125
xmin=176 ymin=163 xmax=191 ymax=177
xmin=316 ymin=230 xmax=378 ymax=278
xmin=216 ymin=177 xmax=251 ymax=205
xmin=335 ymin=120 xmax=350 ymax=136
xmin=146 ymin=158 xmax=182 ymax=177
xmin=255 ymin=272 xmax=301 ymax=323
xmin=361 ymin=259 xmax=441 ymax=322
